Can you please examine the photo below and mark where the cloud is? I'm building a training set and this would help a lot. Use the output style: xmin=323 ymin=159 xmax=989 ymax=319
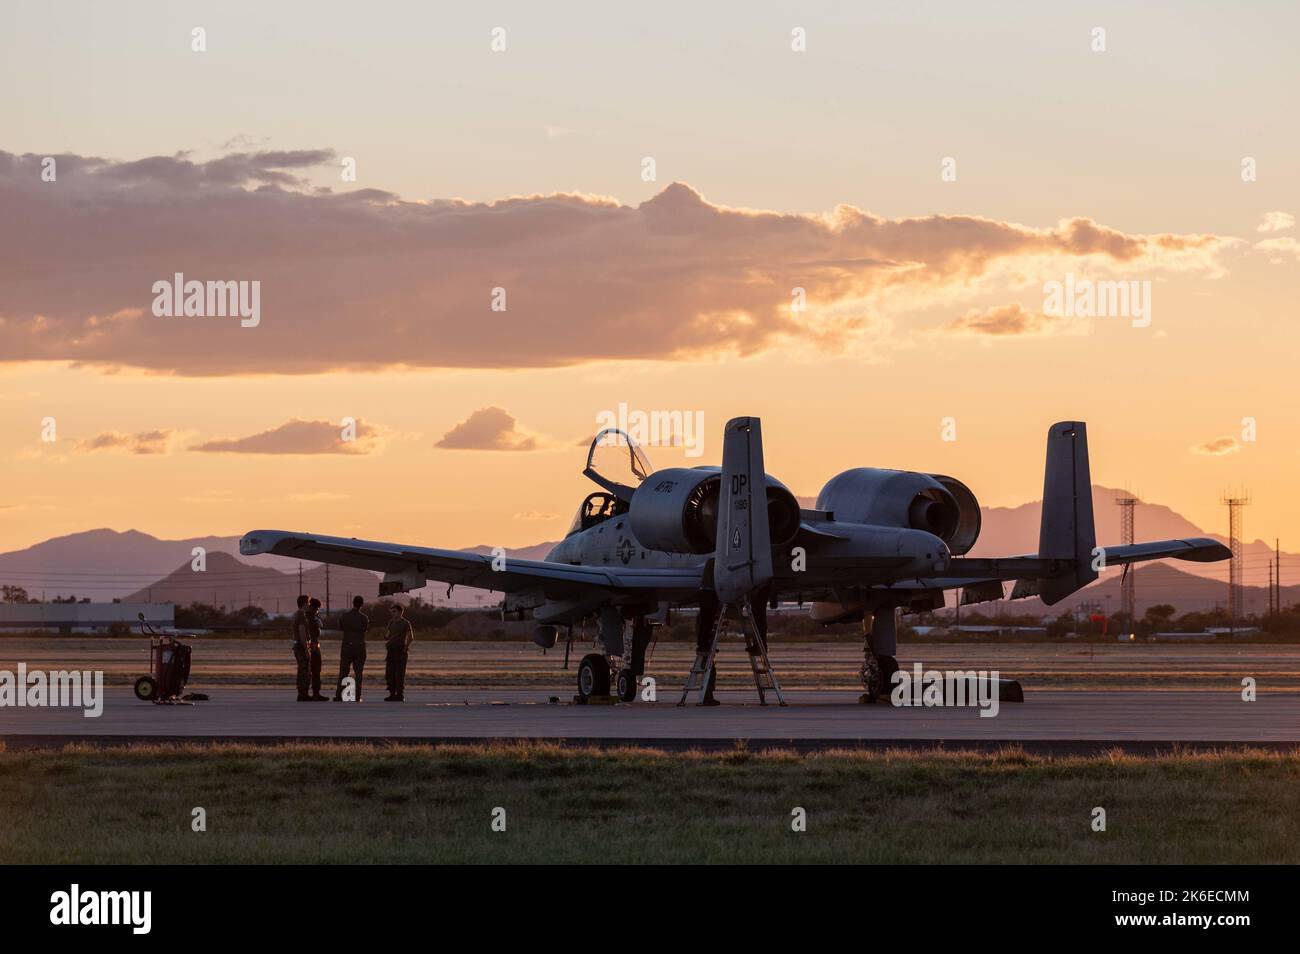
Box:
xmin=192 ymin=418 xmax=386 ymax=454
xmin=287 ymin=491 xmax=351 ymax=502
xmin=74 ymin=429 xmax=176 ymax=455
xmin=1190 ymin=437 xmax=1240 ymax=457
xmin=0 ymin=148 xmax=1235 ymax=376
xmin=514 ymin=510 xmax=560 ymax=520
xmin=1256 ymin=211 xmax=1295 ymax=233
xmin=1254 ymin=236 xmax=1300 ymax=263
xmin=436 ymin=407 xmax=542 ymax=451
xmin=944 ymin=302 xmax=1076 ymax=337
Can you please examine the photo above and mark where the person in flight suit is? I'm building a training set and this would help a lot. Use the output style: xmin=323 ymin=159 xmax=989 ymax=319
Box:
xmin=305 ymin=597 xmax=327 ymax=700
xmin=384 ymin=603 xmax=414 ymax=702
xmin=292 ymin=594 xmax=313 ymax=701
xmin=334 ymin=595 xmax=369 ymax=702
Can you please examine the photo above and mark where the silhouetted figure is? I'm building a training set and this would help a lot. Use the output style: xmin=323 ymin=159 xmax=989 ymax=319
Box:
xmin=695 ymin=589 xmax=720 ymax=705
xmin=384 ymin=603 xmax=414 ymax=701
xmin=292 ymin=594 xmax=312 ymax=701
xmin=335 ymin=595 xmax=369 ymax=701
xmin=305 ymin=597 xmax=327 ymax=700
xmin=694 ymin=586 xmax=770 ymax=706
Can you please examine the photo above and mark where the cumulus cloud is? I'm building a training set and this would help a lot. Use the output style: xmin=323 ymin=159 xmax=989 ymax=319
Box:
xmin=1190 ymin=437 xmax=1240 ymax=457
xmin=1254 ymin=236 xmax=1300 ymax=263
xmin=944 ymin=302 xmax=1077 ymax=337
xmin=0 ymin=148 xmax=1236 ymax=376
xmin=435 ymin=407 xmax=542 ymax=451
xmin=1256 ymin=211 xmax=1295 ymax=233
xmin=74 ymin=429 xmax=176 ymax=455
xmin=192 ymin=418 xmax=386 ymax=454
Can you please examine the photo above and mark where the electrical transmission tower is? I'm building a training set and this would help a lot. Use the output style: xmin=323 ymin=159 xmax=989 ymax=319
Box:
xmin=1221 ymin=493 xmax=1250 ymax=627
xmin=1114 ymin=492 xmax=1138 ymax=632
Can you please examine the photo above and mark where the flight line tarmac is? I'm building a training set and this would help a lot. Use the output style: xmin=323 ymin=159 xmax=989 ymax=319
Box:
xmin=2 ymin=640 xmax=1298 ymax=750
xmin=3 ymin=688 xmax=1299 ymax=750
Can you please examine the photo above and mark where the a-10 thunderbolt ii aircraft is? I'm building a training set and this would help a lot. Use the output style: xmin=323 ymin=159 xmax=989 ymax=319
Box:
xmin=241 ymin=417 xmax=1230 ymax=704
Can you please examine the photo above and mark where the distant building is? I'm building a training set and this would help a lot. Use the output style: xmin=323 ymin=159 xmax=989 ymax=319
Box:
xmin=0 ymin=602 xmax=173 ymax=633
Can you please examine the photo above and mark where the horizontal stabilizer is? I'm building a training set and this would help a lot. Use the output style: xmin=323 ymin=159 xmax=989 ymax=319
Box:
xmin=1099 ymin=537 xmax=1232 ymax=567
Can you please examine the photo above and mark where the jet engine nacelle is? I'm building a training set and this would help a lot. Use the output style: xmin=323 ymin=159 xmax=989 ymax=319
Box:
xmin=815 ymin=468 xmax=981 ymax=555
xmin=629 ymin=467 xmax=801 ymax=554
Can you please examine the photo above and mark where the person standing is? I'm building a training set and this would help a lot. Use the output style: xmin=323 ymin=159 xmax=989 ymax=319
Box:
xmin=292 ymin=594 xmax=312 ymax=702
xmin=335 ymin=595 xmax=369 ymax=701
xmin=384 ymin=603 xmax=414 ymax=702
xmin=694 ymin=588 xmax=720 ymax=706
xmin=305 ymin=597 xmax=327 ymax=701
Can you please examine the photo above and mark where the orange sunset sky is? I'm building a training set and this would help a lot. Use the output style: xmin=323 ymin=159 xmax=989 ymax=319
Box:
xmin=2 ymin=2 xmax=1298 ymax=557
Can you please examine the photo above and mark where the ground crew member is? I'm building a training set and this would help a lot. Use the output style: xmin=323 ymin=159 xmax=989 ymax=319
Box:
xmin=335 ymin=595 xmax=369 ymax=701
xmin=384 ymin=603 xmax=414 ymax=702
xmin=292 ymin=594 xmax=312 ymax=701
xmin=694 ymin=589 xmax=720 ymax=706
xmin=305 ymin=597 xmax=327 ymax=700
xmin=693 ymin=586 xmax=771 ymax=706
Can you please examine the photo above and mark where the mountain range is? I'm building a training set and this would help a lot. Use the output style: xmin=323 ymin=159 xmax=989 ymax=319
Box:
xmin=0 ymin=486 xmax=1286 ymax=616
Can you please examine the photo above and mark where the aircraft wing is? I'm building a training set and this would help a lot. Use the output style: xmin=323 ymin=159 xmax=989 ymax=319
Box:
xmin=239 ymin=529 xmax=705 ymax=599
xmin=881 ymin=536 xmax=1234 ymax=606
xmin=932 ymin=536 xmax=1231 ymax=583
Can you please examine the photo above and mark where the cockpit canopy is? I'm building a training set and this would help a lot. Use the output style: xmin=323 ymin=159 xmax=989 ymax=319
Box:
xmin=565 ymin=429 xmax=653 ymax=537
xmin=583 ymin=428 xmax=653 ymax=501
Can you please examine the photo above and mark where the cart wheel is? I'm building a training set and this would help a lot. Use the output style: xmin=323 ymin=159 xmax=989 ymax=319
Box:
xmin=134 ymin=676 xmax=158 ymax=702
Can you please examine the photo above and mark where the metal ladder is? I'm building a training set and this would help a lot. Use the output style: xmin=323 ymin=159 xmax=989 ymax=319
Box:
xmin=678 ymin=599 xmax=786 ymax=706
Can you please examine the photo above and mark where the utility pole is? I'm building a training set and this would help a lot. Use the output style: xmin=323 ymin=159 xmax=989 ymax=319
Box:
xmin=1221 ymin=493 xmax=1249 ymax=634
xmin=1276 ymin=538 xmax=1282 ymax=615
xmin=298 ymin=563 xmax=303 ymax=598
xmin=325 ymin=564 xmax=331 ymax=616
xmin=1114 ymin=492 xmax=1138 ymax=634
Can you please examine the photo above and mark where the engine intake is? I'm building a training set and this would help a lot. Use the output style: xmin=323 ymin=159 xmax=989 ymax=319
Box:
xmin=629 ymin=468 xmax=801 ymax=554
xmin=816 ymin=468 xmax=981 ymax=555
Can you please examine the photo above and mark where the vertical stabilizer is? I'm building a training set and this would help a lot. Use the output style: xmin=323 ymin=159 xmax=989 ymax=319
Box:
xmin=1038 ymin=421 xmax=1097 ymax=605
xmin=713 ymin=417 xmax=773 ymax=603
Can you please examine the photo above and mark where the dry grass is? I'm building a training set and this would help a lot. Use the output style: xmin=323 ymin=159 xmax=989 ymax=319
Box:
xmin=2 ymin=741 xmax=1298 ymax=864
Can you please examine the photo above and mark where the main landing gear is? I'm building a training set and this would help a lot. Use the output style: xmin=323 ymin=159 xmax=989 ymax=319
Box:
xmin=574 ymin=612 xmax=652 ymax=704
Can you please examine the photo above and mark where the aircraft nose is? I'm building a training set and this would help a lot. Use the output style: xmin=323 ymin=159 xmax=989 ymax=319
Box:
xmin=910 ymin=533 xmax=950 ymax=572
xmin=935 ymin=540 xmax=951 ymax=570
